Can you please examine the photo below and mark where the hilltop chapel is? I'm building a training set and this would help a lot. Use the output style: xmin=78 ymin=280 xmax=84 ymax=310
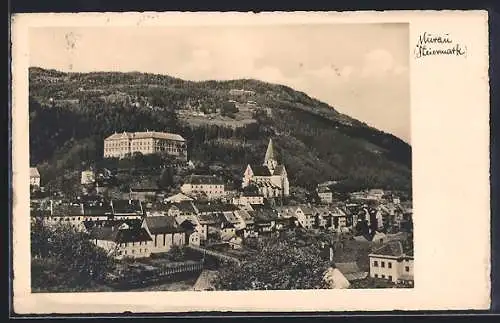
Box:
xmin=242 ymin=139 xmax=290 ymax=199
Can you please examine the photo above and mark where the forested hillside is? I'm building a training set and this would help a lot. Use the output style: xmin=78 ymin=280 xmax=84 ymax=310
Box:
xmin=29 ymin=67 xmax=412 ymax=192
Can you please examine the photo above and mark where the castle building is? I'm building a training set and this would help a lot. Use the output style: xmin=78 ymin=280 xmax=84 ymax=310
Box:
xmin=103 ymin=131 xmax=187 ymax=160
xmin=242 ymin=139 xmax=290 ymax=198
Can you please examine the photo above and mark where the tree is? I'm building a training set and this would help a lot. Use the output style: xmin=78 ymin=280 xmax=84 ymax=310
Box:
xmin=31 ymin=222 xmax=116 ymax=291
xmin=214 ymin=237 xmax=329 ymax=290
xmin=158 ymin=167 xmax=175 ymax=189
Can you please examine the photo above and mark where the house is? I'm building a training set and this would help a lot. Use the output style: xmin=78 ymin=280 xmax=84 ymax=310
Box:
xmin=144 ymin=202 xmax=170 ymax=217
xmin=141 ymin=216 xmax=187 ymax=254
xmin=334 ymin=262 xmax=369 ymax=282
xmin=180 ymin=175 xmax=225 ymax=200
xmin=368 ymin=241 xmax=414 ymax=285
xmin=89 ymin=222 xmax=153 ymax=259
xmin=81 ymin=170 xmax=96 ymax=185
xmin=367 ymin=189 xmax=385 ymax=200
xmin=317 ymin=185 xmax=333 ymax=204
xmin=30 ymin=167 xmax=41 ymax=188
xmin=242 ymin=139 xmax=290 ymax=198
xmin=129 ymin=178 xmax=164 ymax=202
xmin=330 ymin=206 xmax=348 ymax=232
xmin=164 ymin=192 xmax=194 ymax=203
xmin=45 ymin=202 xmax=87 ymax=229
xmin=253 ymin=208 xmax=277 ymax=233
xmin=313 ymin=206 xmax=330 ymax=229
xmin=295 ymin=205 xmax=316 ymax=229
xmin=111 ymin=199 xmax=144 ymax=219
xmin=371 ymin=231 xmax=387 ymax=244
xmin=221 ymin=210 xmax=246 ymax=231
xmin=232 ymin=192 xmax=264 ymax=206
xmin=223 ymin=234 xmax=243 ymax=250
xmin=233 ymin=209 xmax=256 ymax=237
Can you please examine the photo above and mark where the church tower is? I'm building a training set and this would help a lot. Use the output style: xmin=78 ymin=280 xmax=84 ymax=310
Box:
xmin=263 ymin=138 xmax=278 ymax=174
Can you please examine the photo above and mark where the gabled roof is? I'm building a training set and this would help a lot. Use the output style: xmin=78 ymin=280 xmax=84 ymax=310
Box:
xmin=273 ymin=165 xmax=286 ymax=175
xmin=335 ymin=262 xmax=362 ymax=274
xmin=222 ymin=211 xmax=242 ymax=224
xmin=299 ymin=205 xmax=315 ymax=215
xmin=184 ymin=174 xmax=224 ymax=185
xmin=51 ymin=204 xmax=82 ymax=216
xmin=89 ymin=226 xmax=152 ymax=243
xmin=112 ymin=199 xmax=142 ymax=214
xmin=195 ymin=202 xmax=239 ymax=213
xmin=143 ymin=216 xmax=186 ymax=234
xmin=30 ymin=167 xmax=40 ymax=178
xmin=197 ymin=212 xmax=222 ymax=224
xmin=370 ymin=241 xmax=404 ymax=257
xmin=165 ymin=193 xmax=193 ymax=203
xmin=249 ymin=165 xmax=272 ymax=176
xmin=170 ymin=201 xmax=197 ymax=214
xmin=83 ymin=203 xmax=113 ymax=215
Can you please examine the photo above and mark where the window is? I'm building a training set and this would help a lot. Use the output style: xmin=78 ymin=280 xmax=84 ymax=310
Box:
xmin=388 ymin=262 xmax=392 ymax=269
xmin=381 ymin=261 xmax=385 ymax=268
xmin=405 ymin=266 xmax=410 ymax=272
xmin=388 ymin=275 xmax=392 ymax=281
xmin=373 ymin=261 xmax=378 ymax=267
xmin=382 ymin=275 xmax=385 ymax=279
xmin=374 ymin=274 xmax=378 ymax=278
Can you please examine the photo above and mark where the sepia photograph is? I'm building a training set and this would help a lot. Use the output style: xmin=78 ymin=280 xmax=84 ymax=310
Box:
xmin=12 ymin=11 xmax=490 ymax=314
xmin=27 ymin=22 xmax=413 ymax=293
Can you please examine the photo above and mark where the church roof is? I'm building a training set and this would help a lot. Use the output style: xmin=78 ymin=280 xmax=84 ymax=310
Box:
xmin=264 ymin=138 xmax=275 ymax=163
xmin=250 ymin=165 xmax=272 ymax=176
xmin=273 ymin=165 xmax=286 ymax=175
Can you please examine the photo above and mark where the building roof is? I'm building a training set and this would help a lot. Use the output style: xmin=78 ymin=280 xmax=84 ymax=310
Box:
xmin=249 ymin=165 xmax=272 ymax=176
xmin=273 ymin=165 xmax=286 ymax=176
xmin=299 ymin=205 xmax=315 ymax=215
xmin=51 ymin=204 xmax=83 ymax=217
xmin=130 ymin=178 xmax=160 ymax=191
xmin=111 ymin=199 xmax=143 ymax=215
xmin=370 ymin=241 xmax=405 ymax=257
xmin=317 ymin=186 xmax=332 ymax=193
xmin=143 ymin=216 xmax=185 ymax=234
xmin=335 ymin=262 xmax=362 ymax=275
xmin=184 ymin=174 xmax=224 ymax=185
xmin=170 ymin=201 xmax=198 ymax=214
xmin=105 ymin=131 xmax=185 ymax=142
xmin=165 ymin=193 xmax=193 ymax=203
xmin=30 ymin=167 xmax=40 ymax=178
xmin=89 ymin=226 xmax=152 ymax=243
xmin=222 ymin=211 xmax=242 ymax=224
xmin=195 ymin=202 xmax=239 ymax=214
xmin=234 ymin=209 xmax=254 ymax=225
xmin=197 ymin=212 xmax=222 ymax=224
xmin=83 ymin=204 xmax=113 ymax=216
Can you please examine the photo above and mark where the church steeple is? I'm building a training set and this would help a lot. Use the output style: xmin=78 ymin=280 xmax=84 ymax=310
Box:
xmin=264 ymin=138 xmax=275 ymax=163
xmin=264 ymin=138 xmax=278 ymax=173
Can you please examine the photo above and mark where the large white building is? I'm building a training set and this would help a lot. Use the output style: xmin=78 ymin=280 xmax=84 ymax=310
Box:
xmin=242 ymin=139 xmax=290 ymax=199
xmin=103 ymin=131 xmax=187 ymax=160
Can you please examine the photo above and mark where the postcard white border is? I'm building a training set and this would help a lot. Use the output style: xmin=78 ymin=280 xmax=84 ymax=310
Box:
xmin=11 ymin=11 xmax=490 ymax=314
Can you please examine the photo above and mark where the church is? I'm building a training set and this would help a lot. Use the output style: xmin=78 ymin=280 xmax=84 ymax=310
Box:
xmin=242 ymin=139 xmax=290 ymax=199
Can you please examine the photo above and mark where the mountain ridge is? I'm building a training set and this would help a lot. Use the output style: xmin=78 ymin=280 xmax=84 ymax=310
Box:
xmin=28 ymin=67 xmax=412 ymax=192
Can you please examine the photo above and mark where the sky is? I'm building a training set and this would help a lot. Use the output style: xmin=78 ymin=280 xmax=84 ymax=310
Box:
xmin=30 ymin=24 xmax=410 ymax=143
